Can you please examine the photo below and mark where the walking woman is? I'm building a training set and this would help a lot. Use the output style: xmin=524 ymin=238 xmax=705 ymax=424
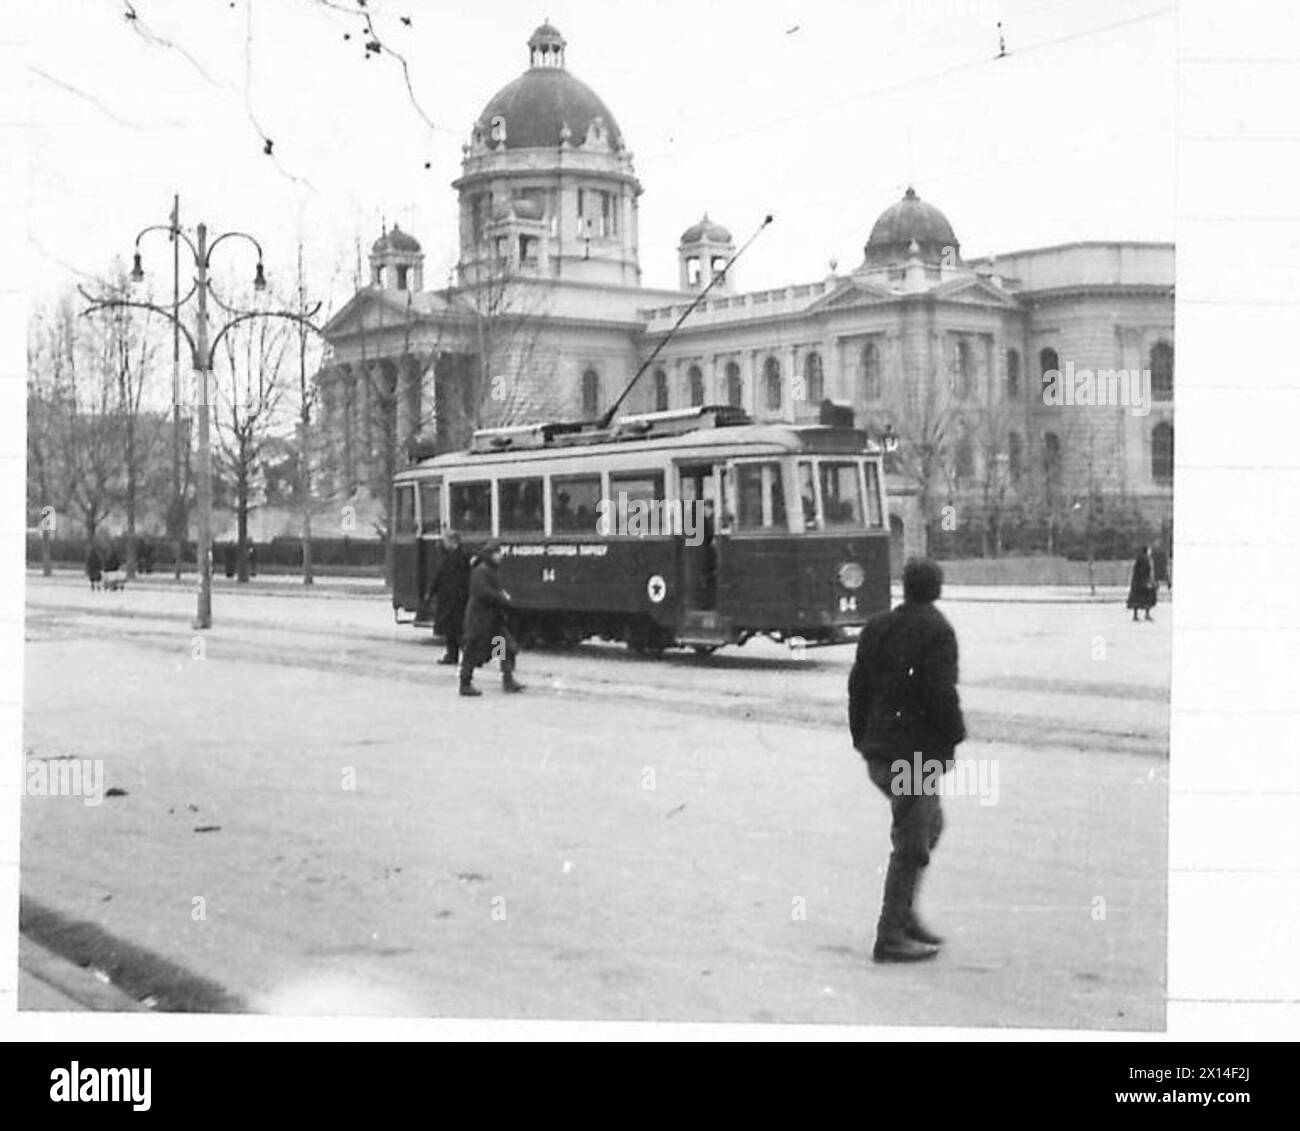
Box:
xmin=1127 ymin=545 xmax=1157 ymax=622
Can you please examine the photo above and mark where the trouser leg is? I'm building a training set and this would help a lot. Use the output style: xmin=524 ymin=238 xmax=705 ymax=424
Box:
xmin=867 ymin=758 xmax=942 ymax=943
xmin=443 ymin=630 xmax=460 ymax=663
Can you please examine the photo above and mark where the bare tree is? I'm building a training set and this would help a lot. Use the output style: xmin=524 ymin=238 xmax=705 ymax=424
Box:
xmin=881 ymin=358 xmax=959 ymax=555
xmin=213 ymin=297 xmax=291 ymax=583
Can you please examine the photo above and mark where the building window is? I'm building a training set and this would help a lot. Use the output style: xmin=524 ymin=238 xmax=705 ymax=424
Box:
xmin=954 ymin=431 xmax=974 ymax=484
xmin=951 ymin=339 xmax=974 ymax=399
xmin=1039 ymin=347 xmax=1060 ymax=386
xmin=861 ymin=341 xmax=881 ymax=400
xmin=395 ymin=265 xmax=409 ymax=290
xmin=1043 ymin=431 xmax=1062 ymax=488
xmin=581 ymin=368 xmax=600 ymax=417
xmin=579 ymin=188 xmax=616 ymax=238
xmin=804 ymin=352 xmax=824 ymax=404
xmin=688 ymin=364 xmax=704 ymax=407
xmin=686 ymin=256 xmax=701 ymax=287
xmin=725 ymin=361 xmax=743 ymax=407
xmin=653 ymin=368 xmax=668 ymax=412
xmin=711 ymin=256 xmax=727 ymax=283
xmin=1150 ymin=341 xmax=1173 ymax=401
xmin=1008 ymin=431 xmax=1023 ymax=481
xmin=1152 ymin=422 xmax=1173 ymax=485
xmin=470 ymin=192 xmax=490 ymax=244
xmin=763 ymin=356 xmax=782 ymax=411
xmin=1006 ymin=348 xmax=1021 ymax=399
xmin=518 ymin=235 xmax=538 ymax=266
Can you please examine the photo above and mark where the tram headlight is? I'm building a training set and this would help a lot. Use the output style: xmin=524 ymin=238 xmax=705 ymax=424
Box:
xmin=837 ymin=562 xmax=865 ymax=590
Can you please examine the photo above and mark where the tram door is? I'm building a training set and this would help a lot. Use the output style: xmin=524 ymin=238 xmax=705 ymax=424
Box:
xmin=416 ymin=478 xmax=443 ymax=615
xmin=677 ymin=463 xmax=727 ymax=611
xmin=391 ymin=483 xmax=421 ymax=610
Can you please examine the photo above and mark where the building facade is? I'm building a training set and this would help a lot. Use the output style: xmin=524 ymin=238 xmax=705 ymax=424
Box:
xmin=319 ymin=23 xmax=1174 ymax=554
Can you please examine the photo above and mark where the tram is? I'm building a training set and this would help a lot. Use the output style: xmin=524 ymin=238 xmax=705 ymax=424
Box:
xmin=391 ymin=401 xmax=891 ymax=654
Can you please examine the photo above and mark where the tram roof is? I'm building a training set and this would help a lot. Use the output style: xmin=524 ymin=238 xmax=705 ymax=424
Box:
xmin=398 ymin=421 xmax=878 ymax=478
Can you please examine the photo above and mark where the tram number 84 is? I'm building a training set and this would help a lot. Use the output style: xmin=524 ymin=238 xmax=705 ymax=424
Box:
xmin=542 ymin=568 xmax=557 ymax=583
xmin=838 ymin=595 xmax=858 ymax=613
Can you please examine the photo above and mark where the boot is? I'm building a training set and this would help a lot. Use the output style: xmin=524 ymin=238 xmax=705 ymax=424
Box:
xmin=437 ymin=654 xmax=459 ymax=666
xmin=873 ymin=856 xmax=939 ymax=963
xmin=459 ymin=681 xmax=481 ymax=697
xmin=906 ymin=871 xmax=944 ymax=946
xmin=502 ymin=672 xmax=525 ymax=693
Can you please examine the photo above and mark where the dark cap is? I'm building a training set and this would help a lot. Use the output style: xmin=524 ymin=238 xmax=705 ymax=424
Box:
xmin=902 ymin=557 xmax=943 ymax=603
xmin=479 ymin=540 xmax=502 ymax=558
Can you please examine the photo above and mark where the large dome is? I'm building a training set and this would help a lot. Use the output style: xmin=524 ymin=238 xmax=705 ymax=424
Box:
xmin=864 ymin=187 xmax=959 ymax=264
xmin=472 ymin=24 xmax=624 ymax=152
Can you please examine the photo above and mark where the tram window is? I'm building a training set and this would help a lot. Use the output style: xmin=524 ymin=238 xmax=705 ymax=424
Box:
xmin=609 ymin=471 xmax=663 ymax=505
xmin=735 ymin=462 xmax=787 ymax=531
xmin=393 ymin=484 xmax=418 ymax=537
xmin=863 ymin=462 xmax=883 ymax=527
xmin=499 ymin=477 xmax=544 ymax=534
xmin=551 ymin=474 xmax=602 ymax=534
xmin=819 ymin=461 xmax=865 ymax=527
xmin=418 ymin=481 xmax=442 ymax=535
xmin=798 ymin=461 xmax=818 ymax=529
xmin=449 ymin=481 xmax=493 ymax=536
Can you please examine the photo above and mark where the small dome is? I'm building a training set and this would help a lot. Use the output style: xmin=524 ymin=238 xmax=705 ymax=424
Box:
xmin=372 ymin=224 xmax=421 ymax=254
xmin=864 ymin=187 xmax=958 ymax=264
xmin=680 ymin=213 xmax=732 ymax=245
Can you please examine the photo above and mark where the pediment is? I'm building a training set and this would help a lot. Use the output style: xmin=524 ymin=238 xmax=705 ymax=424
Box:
xmin=931 ymin=274 xmax=1021 ymax=309
xmin=808 ymin=279 xmax=899 ymax=313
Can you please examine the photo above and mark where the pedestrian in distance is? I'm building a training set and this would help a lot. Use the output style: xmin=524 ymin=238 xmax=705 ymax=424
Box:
xmin=428 ymin=529 xmax=471 ymax=666
xmin=1127 ymin=545 xmax=1157 ymax=622
xmin=85 ymin=542 xmax=103 ymax=592
xmin=848 ymin=557 xmax=966 ymax=963
xmin=1152 ymin=545 xmax=1171 ymax=594
xmin=458 ymin=540 xmax=524 ymax=697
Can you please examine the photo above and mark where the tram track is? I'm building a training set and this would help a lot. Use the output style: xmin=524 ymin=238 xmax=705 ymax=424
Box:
xmin=29 ymin=603 xmax=1168 ymax=758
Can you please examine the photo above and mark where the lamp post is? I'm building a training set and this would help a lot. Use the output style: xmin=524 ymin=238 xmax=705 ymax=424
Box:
xmin=82 ymin=215 xmax=319 ymax=629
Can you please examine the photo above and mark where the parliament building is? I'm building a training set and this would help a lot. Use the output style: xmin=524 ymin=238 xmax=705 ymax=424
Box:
xmin=319 ymin=23 xmax=1174 ymax=556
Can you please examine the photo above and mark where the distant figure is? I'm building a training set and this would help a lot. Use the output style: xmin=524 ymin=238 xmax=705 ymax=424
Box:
xmin=428 ymin=530 xmax=471 ymax=666
xmin=1152 ymin=546 xmax=1171 ymax=594
xmin=848 ymin=557 xmax=966 ymax=964
xmin=458 ymin=541 xmax=524 ymax=696
xmin=85 ymin=543 xmax=103 ymax=591
xmin=1127 ymin=546 xmax=1157 ymax=622
xmin=247 ymin=543 xmax=258 ymax=578
xmin=224 ymin=543 xmax=237 ymax=579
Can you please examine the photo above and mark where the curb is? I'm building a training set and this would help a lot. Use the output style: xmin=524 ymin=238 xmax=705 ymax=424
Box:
xmin=18 ymin=934 xmax=150 ymax=1013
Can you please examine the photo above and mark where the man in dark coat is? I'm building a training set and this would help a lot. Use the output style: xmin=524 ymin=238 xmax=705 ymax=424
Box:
xmin=1127 ymin=546 xmax=1157 ymax=622
xmin=848 ymin=557 xmax=966 ymax=963
xmin=428 ymin=530 xmax=471 ymax=665
xmin=458 ymin=541 xmax=524 ymax=696
xmin=85 ymin=543 xmax=103 ymax=591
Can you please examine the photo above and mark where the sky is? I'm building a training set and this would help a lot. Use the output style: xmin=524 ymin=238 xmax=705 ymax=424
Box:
xmin=25 ymin=0 xmax=1176 ymax=309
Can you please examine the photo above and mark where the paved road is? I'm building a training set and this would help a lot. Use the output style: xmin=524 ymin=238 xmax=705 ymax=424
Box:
xmin=21 ymin=576 xmax=1168 ymax=1027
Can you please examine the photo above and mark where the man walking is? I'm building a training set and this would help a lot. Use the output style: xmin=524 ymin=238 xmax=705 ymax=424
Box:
xmin=459 ymin=541 xmax=525 ymax=697
xmin=428 ymin=530 xmax=471 ymax=666
xmin=848 ymin=557 xmax=966 ymax=963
